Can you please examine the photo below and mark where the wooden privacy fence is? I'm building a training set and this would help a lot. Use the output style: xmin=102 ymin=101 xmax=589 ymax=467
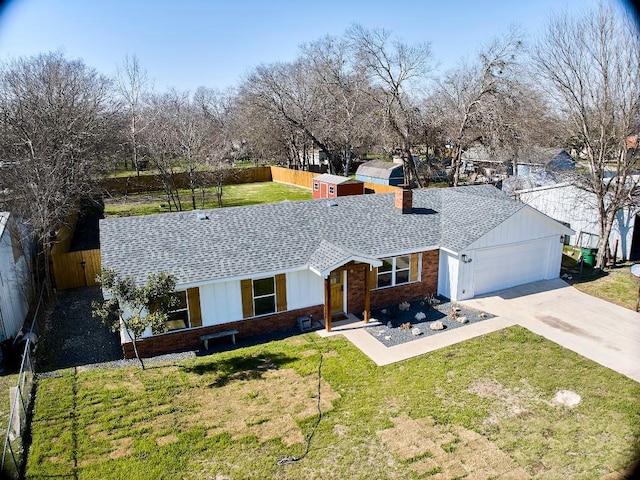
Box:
xmin=101 ymin=166 xmax=273 ymax=195
xmin=51 ymin=249 xmax=101 ymax=290
xmin=270 ymin=166 xmax=316 ymax=189
xmin=270 ymin=165 xmax=400 ymax=194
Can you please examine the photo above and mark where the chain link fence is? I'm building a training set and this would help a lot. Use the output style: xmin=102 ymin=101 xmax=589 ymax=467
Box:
xmin=1 ymin=287 xmax=43 ymax=479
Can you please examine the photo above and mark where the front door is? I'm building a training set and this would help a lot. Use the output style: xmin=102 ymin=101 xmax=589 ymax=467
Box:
xmin=329 ymin=271 xmax=344 ymax=314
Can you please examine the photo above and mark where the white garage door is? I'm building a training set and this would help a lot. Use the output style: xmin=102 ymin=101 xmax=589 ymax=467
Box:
xmin=473 ymin=239 xmax=552 ymax=295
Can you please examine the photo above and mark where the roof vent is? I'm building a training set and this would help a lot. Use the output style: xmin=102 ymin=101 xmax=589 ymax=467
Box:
xmin=327 ymin=200 xmax=339 ymax=207
xmin=196 ymin=212 xmax=209 ymax=221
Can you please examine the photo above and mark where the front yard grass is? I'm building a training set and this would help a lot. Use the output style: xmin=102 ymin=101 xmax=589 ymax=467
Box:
xmin=103 ymin=182 xmax=312 ymax=217
xmin=25 ymin=327 xmax=639 ymax=479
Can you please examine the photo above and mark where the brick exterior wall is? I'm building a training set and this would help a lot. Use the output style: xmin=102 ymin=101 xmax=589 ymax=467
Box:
xmin=122 ymin=304 xmax=324 ymax=359
xmin=347 ymin=249 xmax=439 ymax=316
xmin=122 ymin=249 xmax=439 ymax=359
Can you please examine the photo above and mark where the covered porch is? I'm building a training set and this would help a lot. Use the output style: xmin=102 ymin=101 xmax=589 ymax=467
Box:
xmin=307 ymin=240 xmax=382 ymax=332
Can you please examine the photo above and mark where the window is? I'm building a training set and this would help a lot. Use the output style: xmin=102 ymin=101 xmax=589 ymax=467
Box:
xmin=329 ymin=186 xmax=335 ymax=194
xmin=377 ymin=255 xmax=413 ymax=288
xmin=165 ymin=291 xmax=189 ymax=331
xmin=253 ymin=277 xmax=276 ymax=316
xmin=313 ymin=182 xmax=319 ymax=190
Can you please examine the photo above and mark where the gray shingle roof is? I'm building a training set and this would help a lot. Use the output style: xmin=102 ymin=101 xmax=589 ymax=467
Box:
xmin=100 ymin=185 xmax=524 ymax=286
xmin=313 ymin=174 xmax=362 ymax=185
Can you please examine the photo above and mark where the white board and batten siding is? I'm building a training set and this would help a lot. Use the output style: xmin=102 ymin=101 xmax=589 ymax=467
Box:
xmin=441 ymin=206 xmax=570 ymax=301
xmin=517 ymin=183 xmax=637 ymax=260
xmin=285 ymin=270 xmax=324 ymax=310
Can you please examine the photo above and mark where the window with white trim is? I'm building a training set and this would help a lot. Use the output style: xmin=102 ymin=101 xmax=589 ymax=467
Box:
xmin=329 ymin=185 xmax=335 ymax=194
xmin=253 ymin=277 xmax=276 ymax=316
xmin=377 ymin=255 xmax=411 ymax=288
xmin=313 ymin=182 xmax=319 ymax=190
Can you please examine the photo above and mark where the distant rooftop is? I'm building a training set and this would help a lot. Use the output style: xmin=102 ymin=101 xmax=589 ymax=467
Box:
xmin=313 ymin=174 xmax=362 ymax=185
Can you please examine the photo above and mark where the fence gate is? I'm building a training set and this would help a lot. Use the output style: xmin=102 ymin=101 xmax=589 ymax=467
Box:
xmin=51 ymin=249 xmax=101 ymax=290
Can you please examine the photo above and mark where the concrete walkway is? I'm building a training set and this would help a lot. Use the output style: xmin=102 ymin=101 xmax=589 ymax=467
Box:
xmin=317 ymin=279 xmax=640 ymax=383
xmin=462 ymin=278 xmax=640 ymax=383
xmin=317 ymin=315 xmax=517 ymax=366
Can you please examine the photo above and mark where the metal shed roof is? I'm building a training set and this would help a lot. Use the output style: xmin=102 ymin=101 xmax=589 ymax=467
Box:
xmin=355 ymin=161 xmax=403 ymax=180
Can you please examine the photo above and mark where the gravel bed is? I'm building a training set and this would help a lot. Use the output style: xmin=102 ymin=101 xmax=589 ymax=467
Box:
xmin=364 ymin=296 xmax=494 ymax=347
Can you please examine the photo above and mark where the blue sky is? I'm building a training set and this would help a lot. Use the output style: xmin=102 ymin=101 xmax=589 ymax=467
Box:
xmin=0 ymin=0 xmax=633 ymax=93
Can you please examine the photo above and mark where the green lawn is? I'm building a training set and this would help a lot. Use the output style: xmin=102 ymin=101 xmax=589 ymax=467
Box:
xmin=103 ymin=182 xmax=312 ymax=218
xmin=25 ymin=327 xmax=639 ymax=479
xmin=562 ymin=247 xmax=638 ymax=311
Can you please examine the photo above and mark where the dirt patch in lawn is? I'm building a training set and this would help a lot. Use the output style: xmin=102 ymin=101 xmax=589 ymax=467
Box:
xmin=466 ymin=378 xmax=551 ymax=425
xmin=377 ymin=414 xmax=530 ymax=479
xmin=178 ymin=368 xmax=340 ymax=446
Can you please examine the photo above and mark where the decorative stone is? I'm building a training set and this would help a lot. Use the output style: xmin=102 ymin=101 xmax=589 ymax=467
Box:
xmin=381 ymin=309 xmax=388 ymax=314
xmin=457 ymin=316 xmax=468 ymax=324
xmin=387 ymin=321 xmax=393 ymax=328
xmin=429 ymin=321 xmax=444 ymax=331
xmin=411 ymin=327 xmax=421 ymax=336
xmin=399 ymin=301 xmax=410 ymax=311
xmin=414 ymin=311 xmax=426 ymax=321
xmin=384 ymin=336 xmax=392 ymax=341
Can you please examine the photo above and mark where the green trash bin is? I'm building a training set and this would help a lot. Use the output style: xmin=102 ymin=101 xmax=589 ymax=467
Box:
xmin=580 ymin=247 xmax=597 ymax=267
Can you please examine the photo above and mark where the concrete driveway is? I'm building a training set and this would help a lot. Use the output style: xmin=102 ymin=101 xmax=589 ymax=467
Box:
xmin=461 ymin=278 xmax=640 ymax=383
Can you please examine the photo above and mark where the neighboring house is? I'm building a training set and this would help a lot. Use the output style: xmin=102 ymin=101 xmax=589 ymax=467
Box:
xmin=509 ymin=181 xmax=639 ymax=260
xmin=517 ymin=149 xmax=576 ymax=176
xmin=355 ymin=161 xmax=404 ymax=186
xmin=312 ymin=174 xmax=364 ymax=199
xmin=0 ymin=213 xmax=32 ymax=341
xmin=460 ymin=146 xmax=511 ymax=176
xmin=100 ymin=185 xmax=571 ymax=358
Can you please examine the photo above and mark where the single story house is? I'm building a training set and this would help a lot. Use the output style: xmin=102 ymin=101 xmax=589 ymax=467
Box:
xmin=517 ymin=149 xmax=576 ymax=176
xmin=100 ymin=185 xmax=572 ymax=358
xmin=355 ymin=161 xmax=404 ymax=186
xmin=312 ymin=174 xmax=364 ymax=199
xmin=509 ymin=181 xmax=639 ymax=260
xmin=0 ymin=213 xmax=32 ymax=341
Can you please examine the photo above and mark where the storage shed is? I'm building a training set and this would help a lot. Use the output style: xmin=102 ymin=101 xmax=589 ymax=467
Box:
xmin=355 ymin=161 xmax=404 ymax=186
xmin=312 ymin=174 xmax=364 ymax=199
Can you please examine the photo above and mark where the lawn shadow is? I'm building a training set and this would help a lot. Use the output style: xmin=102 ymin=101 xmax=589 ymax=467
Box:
xmin=181 ymin=351 xmax=297 ymax=388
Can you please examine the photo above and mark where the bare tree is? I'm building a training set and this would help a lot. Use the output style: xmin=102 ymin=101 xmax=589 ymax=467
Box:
xmin=301 ymin=36 xmax=377 ymax=175
xmin=347 ymin=25 xmax=434 ymax=186
xmin=0 ymin=52 xmax=117 ymax=292
xmin=115 ymin=54 xmax=151 ymax=176
xmin=532 ymin=2 xmax=640 ymax=268
xmin=431 ymin=30 xmax=523 ymax=186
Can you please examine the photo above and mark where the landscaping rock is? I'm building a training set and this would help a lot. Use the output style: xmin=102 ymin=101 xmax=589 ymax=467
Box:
xmin=429 ymin=321 xmax=444 ymax=331
xmin=411 ymin=328 xmax=422 ymax=336
xmin=456 ymin=316 xmax=468 ymax=324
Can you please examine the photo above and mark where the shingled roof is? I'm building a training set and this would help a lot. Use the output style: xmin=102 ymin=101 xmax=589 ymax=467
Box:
xmin=313 ymin=174 xmax=362 ymax=185
xmin=100 ymin=185 xmax=524 ymax=287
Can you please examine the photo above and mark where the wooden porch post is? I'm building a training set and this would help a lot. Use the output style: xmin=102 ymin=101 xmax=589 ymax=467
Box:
xmin=363 ymin=265 xmax=370 ymax=324
xmin=324 ymin=277 xmax=332 ymax=331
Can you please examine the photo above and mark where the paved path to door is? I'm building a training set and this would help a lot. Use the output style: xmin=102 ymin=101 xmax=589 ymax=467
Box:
xmin=318 ymin=279 xmax=640 ymax=383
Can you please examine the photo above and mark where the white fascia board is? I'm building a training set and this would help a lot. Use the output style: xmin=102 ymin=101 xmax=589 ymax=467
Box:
xmin=377 ymin=245 xmax=440 ymax=258
xmin=440 ymin=246 xmax=461 ymax=256
xmin=175 ymin=265 xmax=309 ymax=290
xmin=310 ymin=256 xmax=384 ymax=279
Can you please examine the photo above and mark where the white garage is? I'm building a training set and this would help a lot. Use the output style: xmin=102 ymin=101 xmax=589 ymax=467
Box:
xmin=439 ymin=205 xmax=572 ymax=301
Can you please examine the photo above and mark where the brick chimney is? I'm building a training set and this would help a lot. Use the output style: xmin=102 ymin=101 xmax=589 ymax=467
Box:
xmin=395 ymin=184 xmax=413 ymax=214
